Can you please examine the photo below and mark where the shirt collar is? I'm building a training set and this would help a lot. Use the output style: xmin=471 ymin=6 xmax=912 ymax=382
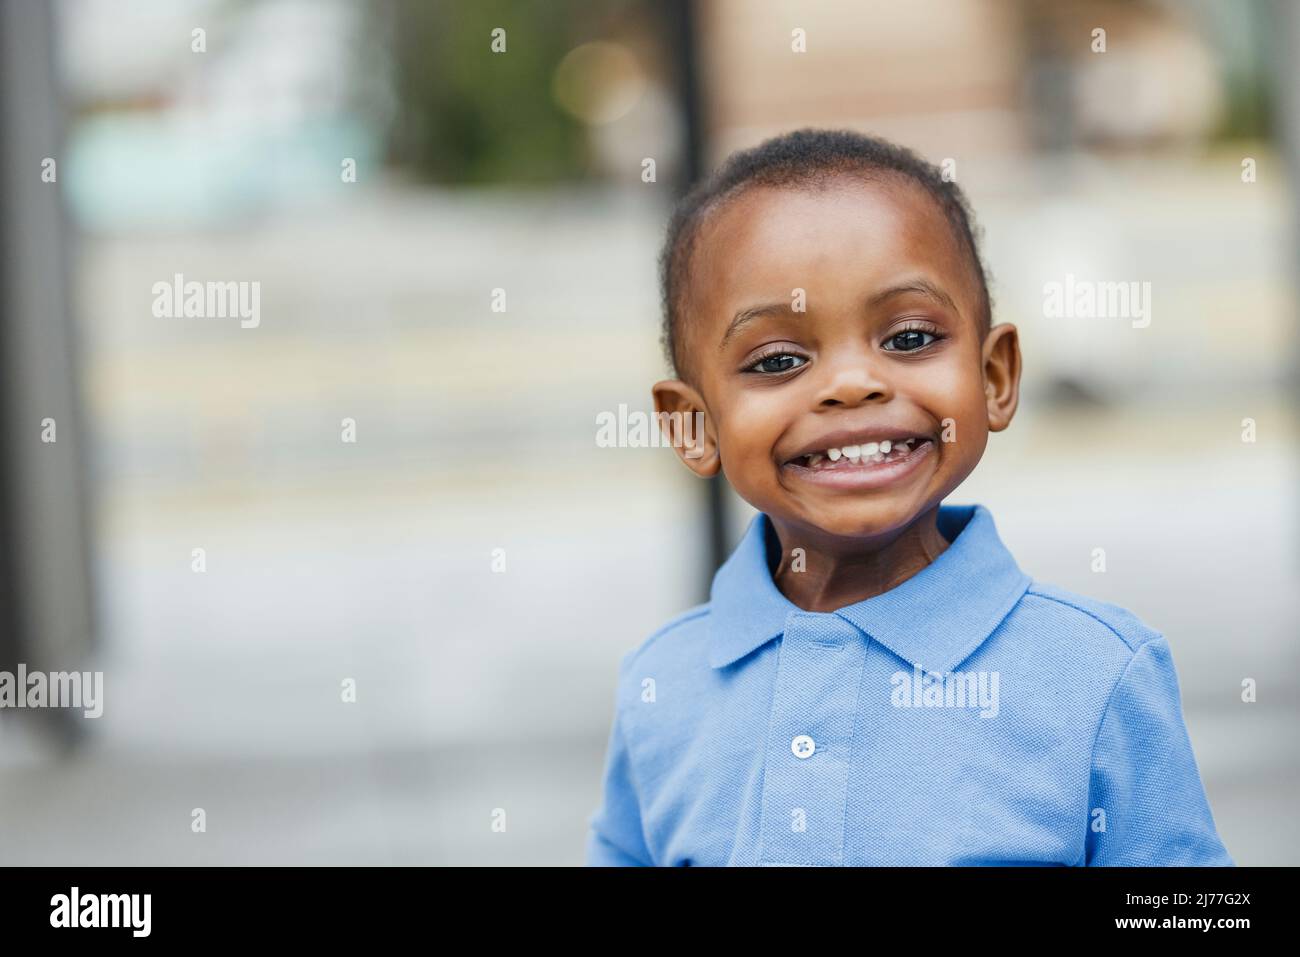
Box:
xmin=707 ymin=503 xmax=1030 ymax=674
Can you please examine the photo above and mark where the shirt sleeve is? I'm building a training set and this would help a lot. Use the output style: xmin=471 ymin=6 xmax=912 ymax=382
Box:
xmin=585 ymin=692 xmax=655 ymax=866
xmin=1085 ymin=635 xmax=1234 ymax=866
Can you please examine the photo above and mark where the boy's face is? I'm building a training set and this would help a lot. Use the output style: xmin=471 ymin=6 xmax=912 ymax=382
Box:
xmin=654 ymin=174 xmax=1021 ymax=549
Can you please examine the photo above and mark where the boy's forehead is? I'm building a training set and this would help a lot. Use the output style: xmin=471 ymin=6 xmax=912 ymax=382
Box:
xmin=688 ymin=177 xmax=975 ymax=341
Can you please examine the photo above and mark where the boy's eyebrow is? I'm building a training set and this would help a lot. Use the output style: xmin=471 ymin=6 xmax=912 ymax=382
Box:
xmin=868 ymin=278 xmax=959 ymax=313
xmin=719 ymin=301 xmax=794 ymax=348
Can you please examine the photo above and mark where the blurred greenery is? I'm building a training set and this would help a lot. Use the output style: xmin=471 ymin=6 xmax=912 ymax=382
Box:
xmin=381 ymin=0 xmax=638 ymax=184
xmin=1201 ymin=0 xmax=1275 ymax=142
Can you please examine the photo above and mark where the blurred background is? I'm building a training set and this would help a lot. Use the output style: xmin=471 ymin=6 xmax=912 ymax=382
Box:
xmin=0 ymin=0 xmax=1296 ymax=864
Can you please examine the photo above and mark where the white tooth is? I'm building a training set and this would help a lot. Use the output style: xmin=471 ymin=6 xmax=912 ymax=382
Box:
xmin=879 ymin=440 xmax=891 ymax=453
xmin=827 ymin=447 xmax=842 ymax=461
xmin=842 ymin=444 xmax=860 ymax=458
xmin=862 ymin=442 xmax=879 ymax=456
xmin=872 ymin=452 xmax=884 ymax=462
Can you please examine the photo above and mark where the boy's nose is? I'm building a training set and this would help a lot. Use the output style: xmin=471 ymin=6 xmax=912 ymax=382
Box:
xmin=814 ymin=352 xmax=894 ymax=407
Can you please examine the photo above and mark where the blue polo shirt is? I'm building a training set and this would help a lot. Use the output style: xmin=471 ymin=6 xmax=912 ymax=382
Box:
xmin=586 ymin=503 xmax=1233 ymax=866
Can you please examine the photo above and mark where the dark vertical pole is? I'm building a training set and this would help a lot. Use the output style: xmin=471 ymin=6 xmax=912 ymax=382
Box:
xmin=663 ymin=0 xmax=729 ymax=588
xmin=0 ymin=0 xmax=96 ymax=750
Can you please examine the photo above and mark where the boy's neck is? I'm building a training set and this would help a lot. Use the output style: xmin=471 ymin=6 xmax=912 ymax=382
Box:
xmin=767 ymin=505 xmax=951 ymax=613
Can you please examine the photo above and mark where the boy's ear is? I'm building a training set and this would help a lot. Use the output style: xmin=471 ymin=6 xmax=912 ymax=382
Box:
xmin=651 ymin=379 xmax=721 ymax=477
xmin=983 ymin=323 xmax=1021 ymax=432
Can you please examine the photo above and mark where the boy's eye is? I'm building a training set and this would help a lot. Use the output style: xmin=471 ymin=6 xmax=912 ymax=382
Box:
xmin=883 ymin=329 xmax=937 ymax=352
xmin=747 ymin=353 xmax=807 ymax=374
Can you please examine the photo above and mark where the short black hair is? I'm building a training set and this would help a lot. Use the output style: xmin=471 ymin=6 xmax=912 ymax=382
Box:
xmin=658 ymin=127 xmax=993 ymax=379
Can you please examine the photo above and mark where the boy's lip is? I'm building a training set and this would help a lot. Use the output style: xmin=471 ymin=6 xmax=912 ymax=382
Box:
xmin=781 ymin=436 xmax=936 ymax=490
xmin=782 ymin=426 xmax=934 ymax=465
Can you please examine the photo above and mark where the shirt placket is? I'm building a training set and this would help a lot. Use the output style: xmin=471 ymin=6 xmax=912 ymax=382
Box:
xmin=756 ymin=611 xmax=868 ymax=865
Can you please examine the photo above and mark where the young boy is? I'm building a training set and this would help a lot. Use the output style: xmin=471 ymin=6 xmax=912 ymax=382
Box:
xmin=585 ymin=128 xmax=1233 ymax=867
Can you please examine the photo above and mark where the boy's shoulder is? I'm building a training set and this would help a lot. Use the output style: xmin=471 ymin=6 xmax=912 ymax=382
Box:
xmin=616 ymin=601 xmax=712 ymax=682
xmin=1018 ymin=579 xmax=1164 ymax=656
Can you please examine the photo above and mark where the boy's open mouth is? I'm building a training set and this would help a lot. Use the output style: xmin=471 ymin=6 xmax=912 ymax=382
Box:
xmin=780 ymin=431 xmax=937 ymax=490
xmin=784 ymin=436 xmax=933 ymax=471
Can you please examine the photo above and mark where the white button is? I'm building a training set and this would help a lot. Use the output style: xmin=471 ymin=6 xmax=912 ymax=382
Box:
xmin=791 ymin=734 xmax=816 ymax=759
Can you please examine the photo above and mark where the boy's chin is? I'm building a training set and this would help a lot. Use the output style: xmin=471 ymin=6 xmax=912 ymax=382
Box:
xmin=778 ymin=498 xmax=936 ymax=545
